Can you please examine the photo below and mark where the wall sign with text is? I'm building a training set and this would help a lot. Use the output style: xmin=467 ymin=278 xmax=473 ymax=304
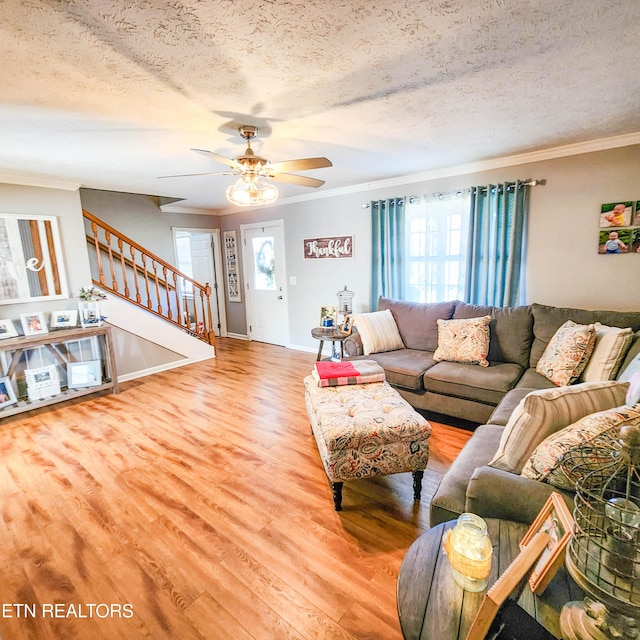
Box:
xmin=303 ymin=236 xmax=354 ymax=259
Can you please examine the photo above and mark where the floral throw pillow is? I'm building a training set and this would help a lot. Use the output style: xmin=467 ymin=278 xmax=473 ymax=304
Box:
xmin=521 ymin=404 xmax=640 ymax=490
xmin=536 ymin=320 xmax=596 ymax=386
xmin=432 ymin=315 xmax=491 ymax=367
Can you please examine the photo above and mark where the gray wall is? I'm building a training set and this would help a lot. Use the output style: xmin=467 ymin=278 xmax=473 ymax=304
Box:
xmin=39 ymin=144 xmax=640 ymax=356
xmin=80 ymin=189 xmax=220 ymax=264
xmin=0 ymin=182 xmax=90 ymax=320
xmin=218 ymin=144 xmax=640 ymax=350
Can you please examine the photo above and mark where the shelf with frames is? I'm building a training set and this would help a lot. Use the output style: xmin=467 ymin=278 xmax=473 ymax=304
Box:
xmin=0 ymin=324 xmax=118 ymax=418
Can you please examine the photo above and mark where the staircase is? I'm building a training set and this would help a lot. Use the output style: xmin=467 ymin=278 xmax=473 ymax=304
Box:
xmin=83 ymin=209 xmax=216 ymax=348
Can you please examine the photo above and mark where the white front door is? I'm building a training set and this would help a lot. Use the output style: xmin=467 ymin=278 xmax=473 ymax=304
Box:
xmin=241 ymin=220 xmax=289 ymax=346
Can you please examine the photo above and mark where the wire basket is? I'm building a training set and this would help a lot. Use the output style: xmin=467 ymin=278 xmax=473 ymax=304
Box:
xmin=561 ymin=424 xmax=640 ymax=618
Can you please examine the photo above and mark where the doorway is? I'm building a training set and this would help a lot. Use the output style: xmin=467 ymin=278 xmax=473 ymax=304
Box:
xmin=240 ymin=220 xmax=289 ymax=346
xmin=172 ymin=228 xmax=226 ymax=337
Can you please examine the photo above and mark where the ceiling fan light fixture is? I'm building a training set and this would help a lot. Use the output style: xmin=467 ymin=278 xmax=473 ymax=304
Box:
xmin=226 ymin=176 xmax=278 ymax=206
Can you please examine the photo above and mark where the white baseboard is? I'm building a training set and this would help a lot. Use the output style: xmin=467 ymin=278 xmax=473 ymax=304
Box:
xmin=118 ymin=353 xmax=215 ymax=383
xmin=226 ymin=332 xmax=249 ymax=340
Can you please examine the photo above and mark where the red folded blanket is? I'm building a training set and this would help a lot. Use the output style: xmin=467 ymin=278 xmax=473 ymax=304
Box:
xmin=313 ymin=360 xmax=385 ymax=387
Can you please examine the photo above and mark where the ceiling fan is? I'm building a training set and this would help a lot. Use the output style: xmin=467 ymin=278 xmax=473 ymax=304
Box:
xmin=159 ymin=126 xmax=332 ymax=206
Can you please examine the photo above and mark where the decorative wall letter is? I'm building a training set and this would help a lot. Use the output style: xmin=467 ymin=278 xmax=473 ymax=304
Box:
xmin=0 ymin=214 xmax=69 ymax=304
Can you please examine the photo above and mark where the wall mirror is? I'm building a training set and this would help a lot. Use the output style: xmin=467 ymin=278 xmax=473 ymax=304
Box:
xmin=0 ymin=214 xmax=69 ymax=305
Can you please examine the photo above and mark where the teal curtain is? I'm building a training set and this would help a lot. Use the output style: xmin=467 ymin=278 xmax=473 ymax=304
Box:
xmin=371 ymin=198 xmax=405 ymax=309
xmin=465 ymin=181 xmax=529 ymax=307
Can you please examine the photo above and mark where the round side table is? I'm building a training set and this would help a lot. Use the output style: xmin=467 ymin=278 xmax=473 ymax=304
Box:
xmin=397 ymin=518 xmax=583 ymax=640
xmin=311 ymin=327 xmax=347 ymax=361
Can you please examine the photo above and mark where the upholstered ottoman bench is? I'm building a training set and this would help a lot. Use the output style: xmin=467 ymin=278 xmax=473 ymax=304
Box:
xmin=303 ymin=375 xmax=432 ymax=510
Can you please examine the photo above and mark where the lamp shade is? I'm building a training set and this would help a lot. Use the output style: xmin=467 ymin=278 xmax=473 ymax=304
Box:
xmin=226 ymin=176 xmax=278 ymax=206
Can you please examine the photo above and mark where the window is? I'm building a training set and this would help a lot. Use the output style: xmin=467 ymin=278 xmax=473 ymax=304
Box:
xmin=405 ymin=192 xmax=471 ymax=303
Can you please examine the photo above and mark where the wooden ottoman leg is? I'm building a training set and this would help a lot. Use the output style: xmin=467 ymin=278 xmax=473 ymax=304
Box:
xmin=412 ymin=470 xmax=424 ymax=501
xmin=332 ymin=482 xmax=343 ymax=511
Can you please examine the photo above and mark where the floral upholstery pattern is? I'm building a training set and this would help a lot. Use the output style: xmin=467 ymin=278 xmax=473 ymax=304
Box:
xmin=432 ymin=315 xmax=491 ymax=367
xmin=304 ymin=375 xmax=431 ymax=483
xmin=536 ymin=320 xmax=596 ymax=386
xmin=521 ymin=403 xmax=640 ymax=490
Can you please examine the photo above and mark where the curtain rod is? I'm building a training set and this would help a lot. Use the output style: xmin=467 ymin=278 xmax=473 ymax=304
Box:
xmin=361 ymin=179 xmax=545 ymax=208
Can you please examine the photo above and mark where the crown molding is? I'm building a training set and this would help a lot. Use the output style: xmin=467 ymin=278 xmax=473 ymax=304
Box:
xmin=265 ymin=130 xmax=640 ymax=209
xmin=0 ymin=174 xmax=81 ymax=191
xmin=160 ymin=204 xmax=215 ymax=215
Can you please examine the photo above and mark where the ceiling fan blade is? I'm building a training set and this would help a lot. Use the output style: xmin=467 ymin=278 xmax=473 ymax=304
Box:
xmin=191 ymin=148 xmax=241 ymax=169
xmin=266 ymin=157 xmax=332 ymax=174
xmin=268 ymin=173 xmax=325 ymax=188
xmin=158 ymin=171 xmax=231 ymax=179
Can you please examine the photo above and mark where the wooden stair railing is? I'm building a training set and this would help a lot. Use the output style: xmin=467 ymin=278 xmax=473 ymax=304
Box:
xmin=83 ymin=209 xmax=216 ymax=346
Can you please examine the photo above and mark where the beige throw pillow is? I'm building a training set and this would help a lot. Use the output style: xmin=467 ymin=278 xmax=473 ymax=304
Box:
xmin=580 ymin=323 xmax=633 ymax=382
xmin=353 ymin=309 xmax=404 ymax=356
xmin=489 ymin=380 xmax=629 ymax=474
xmin=432 ymin=315 xmax=491 ymax=367
xmin=536 ymin=320 xmax=596 ymax=386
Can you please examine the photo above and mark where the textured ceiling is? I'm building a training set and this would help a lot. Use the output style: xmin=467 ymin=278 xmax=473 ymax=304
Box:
xmin=1 ymin=0 xmax=640 ymax=212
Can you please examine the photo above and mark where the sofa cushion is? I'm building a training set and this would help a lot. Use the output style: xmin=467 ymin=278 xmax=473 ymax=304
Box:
xmin=515 ymin=368 xmax=558 ymax=391
xmin=429 ymin=423 xmax=504 ymax=526
xmin=454 ymin=302 xmax=533 ymax=368
xmin=535 ymin=320 xmax=596 ymax=386
xmin=357 ymin=349 xmax=436 ymax=391
xmin=353 ymin=309 xmax=404 ymax=355
xmin=626 ymin=372 xmax=640 ymax=404
xmin=580 ymin=323 xmax=633 ymax=382
xmin=424 ymin=361 xmax=523 ymax=405
xmin=530 ymin=304 xmax=640 ymax=368
xmin=619 ymin=344 xmax=640 ymax=382
xmin=521 ymin=404 xmax=640 ymax=490
xmin=433 ymin=315 xmax=491 ymax=367
xmin=489 ymin=380 xmax=629 ymax=474
xmin=378 ymin=297 xmax=456 ymax=351
xmin=487 ymin=387 xmax=537 ymax=426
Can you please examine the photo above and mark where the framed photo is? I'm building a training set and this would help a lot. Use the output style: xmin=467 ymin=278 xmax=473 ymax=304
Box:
xmin=50 ymin=309 xmax=78 ymax=329
xmin=340 ymin=314 xmax=353 ymax=335
xmin=519 ymin=492 xmax=573 ymax=595
xmin=466 ymin=530 xmax=551 ymax=640
xmin=20 ymin=312 xmax=48 ymax=336
xmin=78 ymin=302 xmax=102 ymax=327
xmin=0 ymin=376 xmax=17 ymax=408
xmin=223 ymin=230 xmax=242 ymax=303
xmin=0 ymin=319 xmax=19 ymax=339
xmin=24 ymin=364 xmax=61 ymax=402
xmin=67 ymin=360 xmax=102 ymax=389
xmin=319 ymin=305 xmax=338 ymax=329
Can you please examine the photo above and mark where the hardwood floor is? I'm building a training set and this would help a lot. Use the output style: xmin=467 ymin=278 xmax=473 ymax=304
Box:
xmin=0 ymin=338 xmax=472 ymax=640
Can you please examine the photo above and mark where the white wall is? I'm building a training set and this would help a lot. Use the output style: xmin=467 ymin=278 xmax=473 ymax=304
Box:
xmin=218 ymin=144 xmax=640 ymax=351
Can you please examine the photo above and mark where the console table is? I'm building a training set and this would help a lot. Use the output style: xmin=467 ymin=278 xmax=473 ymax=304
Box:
xmin=397 ymin=518 xmax=584 ymax=640
xmin=0 ymin=324 xmax=118 ymax=418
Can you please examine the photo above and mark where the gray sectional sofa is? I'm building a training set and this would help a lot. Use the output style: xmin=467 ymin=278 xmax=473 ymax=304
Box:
xmin=344 ymin=297 xmax=640 ymax=525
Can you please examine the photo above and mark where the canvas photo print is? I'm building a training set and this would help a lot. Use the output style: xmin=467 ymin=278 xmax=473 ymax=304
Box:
xmin=599 ymin=228 xmax=632 ymax=254
xmin=599 ymin=201 xmax=633 ymax=228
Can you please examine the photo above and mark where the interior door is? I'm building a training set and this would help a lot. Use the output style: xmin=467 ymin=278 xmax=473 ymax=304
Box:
xmin=241 ymin=220 xmax=289 ymax=346
xmin=173 ymin=228 xmax=226 ymax=336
